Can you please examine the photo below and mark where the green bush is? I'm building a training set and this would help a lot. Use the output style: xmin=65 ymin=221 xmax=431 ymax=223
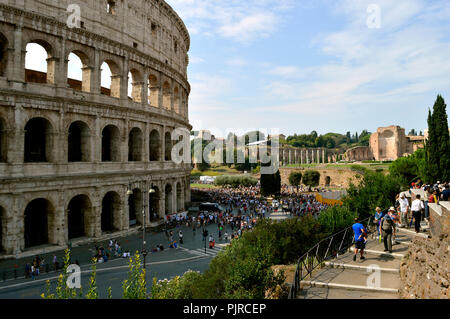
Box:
xmin=302 ymin=170 xmax=320 ymax=187
xmin=215 ymin=175 xmax=258 ymax=188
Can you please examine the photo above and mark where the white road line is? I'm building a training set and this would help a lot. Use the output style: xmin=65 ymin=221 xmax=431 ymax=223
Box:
xmin=0 ymin=255 xmax=207 ymax=291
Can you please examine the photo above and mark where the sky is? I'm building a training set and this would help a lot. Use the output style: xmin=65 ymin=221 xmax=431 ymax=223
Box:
xmin=165 ymin=0 xmax=450 ymax=138
xmin=26 ymin=0 xmax=450 ymax=138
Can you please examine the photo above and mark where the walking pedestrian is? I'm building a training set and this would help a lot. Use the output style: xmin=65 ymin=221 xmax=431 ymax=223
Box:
xmin=411 ymin=194 xmax=424 ymax=233
xmin=352 ymin=217 xmax=367 ymax=261
xmin=381 ymin=208 xmax=395 ymax=253
xmin=178 ymin=230 xmax=184 ymax=244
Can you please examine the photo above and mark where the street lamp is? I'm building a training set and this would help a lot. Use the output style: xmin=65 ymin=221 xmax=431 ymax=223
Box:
xmin=143 ymin=186 xmax=156 ymax=270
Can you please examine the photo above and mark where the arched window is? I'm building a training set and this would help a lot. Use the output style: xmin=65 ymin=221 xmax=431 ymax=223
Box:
xmin=102 ymin=125 xmax=120 ymax=162
xmin=68 ymin=195 xmax=92 ymax=239
xmin=25 ymin=42 xmax=55 ymax=84
xmin=0 ymin=33 xmax=8 ymax=77
xmin=149 ymin=186 xmax=161 ymax=221
xmin=165 ymin=131 xmax=172 ymax=161
xmin=128 ymin=188 xmax=142 ymax=227
xmin=0 ymin=118 xmax=7 ymax=162
xmin=67 ymin=51 xmax=91 ymax=92
xmin=149 ymin=130 xmax=161 ymax=162
xmin=24 ymin=198 xmax=55 ymax=248
xmin=174 ymin=86 xmax=180 ymax=114
xmin=100 ymin=60 xmax=121 ymax=98
xmin=24 ymin=118 xmax=54 ymax=163
xmin=165 ymin=184 xmax=173 ymax=215
xmin=148 ymin=74 xmax=159 ymax=106
xmin=128 ymin=69 xmax=144 ymax=103
xmin=162 ymin=81 xmax=171 ymax=110
xmin=128 ymin=127 xmax=143 ymax=162
xmin=68 ymin=121 xmax=91 ymax=162
xmin=101 ymin=192 xmax=121 ymax=232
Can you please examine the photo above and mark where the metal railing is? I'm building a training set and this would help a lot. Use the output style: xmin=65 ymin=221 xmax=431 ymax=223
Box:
xmin=288 ymin=217 xmax=371 ymax=299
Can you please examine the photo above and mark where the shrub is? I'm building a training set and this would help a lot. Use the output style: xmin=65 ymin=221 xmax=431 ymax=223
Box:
xmin=302 ymin=170 xmax=320 ymax=187
xmin=215 ymin=175 xmax=258 ymax=188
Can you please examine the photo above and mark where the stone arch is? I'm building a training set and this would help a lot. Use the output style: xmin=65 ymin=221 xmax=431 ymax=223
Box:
xmin=164 ymin=131 xmax=172 ymax=161
xmin=149 ymin=129 xmax=161 ymax=161
xmin=128 ymin=188 xmax=142 ymax=227
xmin=0 ymin=205 xmax=5 ymax=252
xmin=100 ymin=59 xmax=122 ymax=98
xmin=128 ymin=127 xmax=143 ymax=162
xmin=173 ymin=86 xmax=180 ymax=114
xmin=128 ymin=68 xmax=144 ymax=103
xmin=25 ymin=40 xmax=56 ymax=84
xmin=162 ymin=81 xmax=171 ymax=110
xmin=67 ymin=194 xmax=92 ymax=239
xmin=325 ymin=176 xmax=331 ymax=186
xmin=149 ymin=186 xmax=161 ymax=221
xmin=165 ymin=183 xmax=173 ymax=215
xmin=67 ymin=50 xmax=92 ymax=92
xmin=24 ymin=198 xmax=55 ymax=248
xmin=0 ymin=117 xmax=7 ymax=162
xmin=102 ymin=124 xmax=121 ymax=162
xmin=0 ymin=32 xmax=9 ymax=77
xmin=148 ymin=73 xmax=159 ymax=106
xmin=68 ymin=121 xmax=91 ymax=162
xmin=176 ymin=181 xmax=183 ymax=212
xmin=24 ymin=117 xmax=55 ymax=163
xmin=101 ymin=191 xmax=121 ymax=232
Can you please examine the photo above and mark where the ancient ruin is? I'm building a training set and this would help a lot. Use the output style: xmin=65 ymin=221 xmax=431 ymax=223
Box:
xmin=0 ymin=0 xmax=191 ymax=255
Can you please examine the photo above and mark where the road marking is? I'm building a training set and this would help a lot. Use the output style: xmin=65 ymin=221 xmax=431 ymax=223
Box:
xmin=0 ymin=255 xmax=208 ymax=291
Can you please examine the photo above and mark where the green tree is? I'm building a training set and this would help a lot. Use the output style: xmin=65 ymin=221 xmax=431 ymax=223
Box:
xmin=302 ymin=170 xmax=320 ymax=188
xmin=288 ymin=171 xmax=302 ymax=192
xmin=424 ymin=95 xmax=450 ymax=182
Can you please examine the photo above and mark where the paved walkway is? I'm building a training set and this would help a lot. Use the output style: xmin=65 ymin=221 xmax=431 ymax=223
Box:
xmin=297 ymin=221 xmax=430 ymax=299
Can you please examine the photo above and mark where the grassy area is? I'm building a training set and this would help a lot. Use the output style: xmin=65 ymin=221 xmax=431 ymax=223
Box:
xmin=190 ymin=183 xmax=219 ymax=189
xmin=282 ymin=162 xmax=390 ymax=172
xmin=191 ymin=165 xmax=246 ymax=177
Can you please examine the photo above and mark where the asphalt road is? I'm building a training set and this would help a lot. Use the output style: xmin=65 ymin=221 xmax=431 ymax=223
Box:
xmin=0 ymin=216 xmax=238 ymax=299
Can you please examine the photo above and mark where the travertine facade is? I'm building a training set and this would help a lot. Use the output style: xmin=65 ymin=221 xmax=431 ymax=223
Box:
xmin=0 ymin=0 xmax=191 ymax=255
xmin=344 ymin=146 xmax=373 ymax=161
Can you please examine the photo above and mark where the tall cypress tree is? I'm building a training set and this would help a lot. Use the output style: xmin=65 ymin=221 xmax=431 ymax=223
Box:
xmin=425 ymin=95 xmax=450 ymax=182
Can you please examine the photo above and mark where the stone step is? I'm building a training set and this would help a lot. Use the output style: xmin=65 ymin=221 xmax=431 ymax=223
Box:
xmin=333 ymin=250 xmax=402 ymax=269
xmin=300 ymin=267 xmax=401 ymax=292
xmin=325 ymin=262 xmax=399 ymax=273
xmin=297 ymin=285 xmax=400 ymax=299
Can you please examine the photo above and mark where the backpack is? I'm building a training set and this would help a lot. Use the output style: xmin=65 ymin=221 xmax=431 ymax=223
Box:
xmin=381 ymin=216 xmax=393 ymax=231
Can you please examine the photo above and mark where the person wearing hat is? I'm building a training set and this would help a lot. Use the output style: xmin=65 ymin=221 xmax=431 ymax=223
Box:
xmin=380 ymin=207 xmax=396 ymax=253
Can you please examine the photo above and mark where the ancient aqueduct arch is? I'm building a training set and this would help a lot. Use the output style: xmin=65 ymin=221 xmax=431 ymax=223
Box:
xmin=0 ymin=0 xmax=192 ymax=255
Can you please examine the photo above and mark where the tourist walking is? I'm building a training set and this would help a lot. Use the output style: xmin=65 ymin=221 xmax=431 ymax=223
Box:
xmin=411 ymin=194 xmax=424 ymax=233
xmin=381 ymin=208 xmax=396 ymax=253
xmin=398 ymin=194 xmax=410 ymax=227
xmin=352 ymin=217 xmax=367 ymax=261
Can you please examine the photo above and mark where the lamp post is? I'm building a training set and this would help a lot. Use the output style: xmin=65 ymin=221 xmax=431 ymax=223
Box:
xmin=144 ymin=186 xmax=156 ymax=270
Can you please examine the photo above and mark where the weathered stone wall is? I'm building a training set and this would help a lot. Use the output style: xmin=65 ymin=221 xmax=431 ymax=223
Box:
xmin=399 ymin=202 xmax=450 ymax=298
xmin=0 ymin=0 xmax=192 ymax=256
xmin=279 ymin=167 xmax=360 ymax=188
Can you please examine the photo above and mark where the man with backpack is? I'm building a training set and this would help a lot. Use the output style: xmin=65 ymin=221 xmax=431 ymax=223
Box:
xmin=381 ymin=207 xmax=396 ymax=253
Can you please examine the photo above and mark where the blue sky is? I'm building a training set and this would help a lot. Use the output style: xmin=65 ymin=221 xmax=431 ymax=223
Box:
xmin=166 ymin=0 xmax=450 ymax=138
xmin=25 ymin=0 xmax=450 ymax=138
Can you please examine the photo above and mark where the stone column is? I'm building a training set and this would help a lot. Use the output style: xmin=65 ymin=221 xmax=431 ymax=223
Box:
xmin=12 ymin=25 xmax=24 ymax=82
xmin=91 ymin=48 xmax=101 ymax=94
xmin=144 ymin=122 xmax=150 ymax=163
xmin=158 ymin=73 xmax=164 ymax=109
xmin=53 ymin=191 xmax=66 ymax=247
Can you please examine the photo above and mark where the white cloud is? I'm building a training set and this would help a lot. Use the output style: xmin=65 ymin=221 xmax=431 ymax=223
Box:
xmin=166 ymin=0 xmax=293 ymax=43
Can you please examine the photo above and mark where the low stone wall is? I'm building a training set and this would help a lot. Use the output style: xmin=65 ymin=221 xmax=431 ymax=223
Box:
xmin=399 ymin=201 xmax=450 ymax=299
xmin=279 ymin=167 xmax=360 ymax=188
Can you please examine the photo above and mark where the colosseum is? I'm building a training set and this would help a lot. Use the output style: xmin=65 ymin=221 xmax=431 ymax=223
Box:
xmin=0 ymin=0 xmax=192 ymax=256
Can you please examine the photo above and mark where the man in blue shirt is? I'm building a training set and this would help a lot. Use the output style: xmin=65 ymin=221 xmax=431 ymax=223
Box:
xmin=352 ymin=217 xmax=367 ymax=262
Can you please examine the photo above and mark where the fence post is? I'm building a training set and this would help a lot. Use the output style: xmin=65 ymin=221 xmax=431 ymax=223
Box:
xmin=337 ymin=229 xmax=348 ymax=254
xmin=324 ymin=236 xmax=334 ymax=260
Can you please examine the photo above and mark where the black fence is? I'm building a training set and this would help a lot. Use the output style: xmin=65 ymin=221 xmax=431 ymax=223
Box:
xmin=288 ymin=217 xmax=371 ymax=299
